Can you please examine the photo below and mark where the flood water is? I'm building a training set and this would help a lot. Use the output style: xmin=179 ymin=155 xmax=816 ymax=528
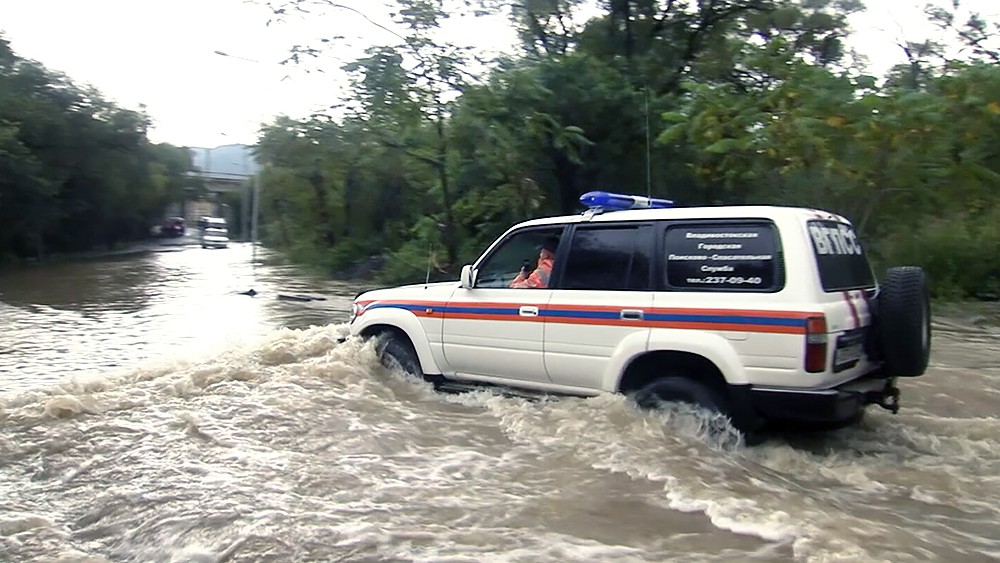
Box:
xmin=1 ymin=243 xmax=999 ymax=562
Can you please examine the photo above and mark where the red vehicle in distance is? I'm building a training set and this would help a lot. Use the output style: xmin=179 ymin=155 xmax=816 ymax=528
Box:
xmin=160 ymin=217 xmax=186 ymax=238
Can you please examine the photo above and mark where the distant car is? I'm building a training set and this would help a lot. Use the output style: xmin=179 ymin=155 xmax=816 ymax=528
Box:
xmin=161 ymin=217 xmax=185 ymax=238
xmin=200 ymin=217 xmax=229 ymax=248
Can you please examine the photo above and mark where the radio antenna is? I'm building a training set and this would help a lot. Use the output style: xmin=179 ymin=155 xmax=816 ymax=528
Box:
xmin=424 ymin=243 xmax=433 ymax=288
xmin=645 ymin=86 xmax=652 ymax=198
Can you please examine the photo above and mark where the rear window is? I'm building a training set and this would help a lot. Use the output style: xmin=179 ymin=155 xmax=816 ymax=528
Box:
xmin=808 ymin=220 xmax=875 ymax=291
xmin=664 ymin=222 xmax=782 ymax=292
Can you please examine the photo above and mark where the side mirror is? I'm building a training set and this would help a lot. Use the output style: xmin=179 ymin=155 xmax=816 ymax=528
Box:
xmin=460 ymin=265 xmax=477 ymax=289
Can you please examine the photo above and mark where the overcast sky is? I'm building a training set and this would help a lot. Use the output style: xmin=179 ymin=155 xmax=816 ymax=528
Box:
xmin=0 ymin=0 xmax=994 ymax=148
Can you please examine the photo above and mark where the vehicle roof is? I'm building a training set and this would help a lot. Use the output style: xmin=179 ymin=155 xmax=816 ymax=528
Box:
xmin=513 ymin=205 xmax=850 ymax=229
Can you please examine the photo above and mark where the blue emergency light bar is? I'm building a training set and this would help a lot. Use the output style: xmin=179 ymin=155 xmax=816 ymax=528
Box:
xmin=579 ymin=190 xmax=675 ymax=210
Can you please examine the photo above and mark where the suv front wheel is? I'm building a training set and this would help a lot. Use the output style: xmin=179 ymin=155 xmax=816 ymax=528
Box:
xmin=374 ymin=330 xmax=423 ymax=378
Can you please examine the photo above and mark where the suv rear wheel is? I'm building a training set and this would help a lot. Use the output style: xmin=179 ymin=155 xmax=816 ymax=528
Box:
xmin=630 ymin=375 xmax=760 ymax=444
xmin=632 ymin=375 xmax=728 ymax=413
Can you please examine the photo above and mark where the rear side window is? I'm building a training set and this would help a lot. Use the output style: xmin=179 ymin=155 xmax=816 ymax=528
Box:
xmin=561 ymin=225 xmax=652 ymax=290
xmin=664 ymin=222 xmax=782 ymax=292
xmin=808 ymin=220 xmax=875 ymax=291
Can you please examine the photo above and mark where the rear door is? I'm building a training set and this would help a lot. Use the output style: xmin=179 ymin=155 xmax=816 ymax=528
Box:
xmin=654 ymin=220 xmax=806 ymax=388
xmin=543 ymin=224 xmax=655 ymax=389
xmin=807 ymin=220 xmax=877 ymax=375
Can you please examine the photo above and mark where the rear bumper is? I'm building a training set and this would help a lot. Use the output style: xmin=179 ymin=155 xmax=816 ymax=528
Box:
xmin=739 ymin=376 xmax=898 ymax=427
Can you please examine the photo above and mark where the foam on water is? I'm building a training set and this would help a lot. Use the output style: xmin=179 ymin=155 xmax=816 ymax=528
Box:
xmin=1 ymin=323 xmax=998 ymax=562
xmin=455 ymin=391 xmax=809 ymax=544
xmin=432 ymin=355 xmax=1000 ymax=561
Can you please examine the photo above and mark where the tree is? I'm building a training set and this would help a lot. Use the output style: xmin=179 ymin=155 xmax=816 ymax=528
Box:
xmin=926 ymin=0 xmax=999 ymax=64
xmin=0 ymin=35 xmax=194 ymax=260
xmin=254 ymin=2 xmax=1000 ymax=297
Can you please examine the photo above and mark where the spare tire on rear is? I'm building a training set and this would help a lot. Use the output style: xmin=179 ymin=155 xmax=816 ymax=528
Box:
xmin=877 ymin=266 xmax=931 ymax=377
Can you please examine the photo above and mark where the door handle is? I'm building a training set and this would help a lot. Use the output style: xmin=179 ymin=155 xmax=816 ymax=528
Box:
xmin=620 ymin=309 xmax=644 ymax=321
xmin=519 ymin=306 xmax=539 ymax=317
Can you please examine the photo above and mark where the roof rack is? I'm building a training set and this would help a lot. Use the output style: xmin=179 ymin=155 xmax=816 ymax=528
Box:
xmin=579 ymin=191 xmax=674 ymax=217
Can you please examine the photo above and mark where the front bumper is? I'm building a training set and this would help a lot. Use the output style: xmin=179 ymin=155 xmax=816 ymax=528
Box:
xmin=745 ymin=376 xmax=899 ymax=426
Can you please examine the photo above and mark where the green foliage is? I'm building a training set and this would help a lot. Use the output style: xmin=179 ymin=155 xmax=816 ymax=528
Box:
xmin=258 ymin=0 xmax=999 ymax=300
xmin=875 ymin=209 xmax=1000 ymax=301
xmin=0 ymin=36 xmax=193 ymax=261
xmin=377 ymin=216 xmax=449 ymax=284
xmin=657 ymin=43 xmax=999 ymax=298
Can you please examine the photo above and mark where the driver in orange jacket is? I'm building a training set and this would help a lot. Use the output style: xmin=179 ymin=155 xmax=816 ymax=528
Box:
xmin=510 ymin=237 xmax=559 ymax=289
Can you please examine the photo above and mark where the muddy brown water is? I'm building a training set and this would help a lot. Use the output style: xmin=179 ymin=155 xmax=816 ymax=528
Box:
xmin=1 ymin=244 xmax=998 ymax=562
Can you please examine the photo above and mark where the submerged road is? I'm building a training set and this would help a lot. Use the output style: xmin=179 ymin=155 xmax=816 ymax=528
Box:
xmin=1 ymin=244 xmax=999 ymax=562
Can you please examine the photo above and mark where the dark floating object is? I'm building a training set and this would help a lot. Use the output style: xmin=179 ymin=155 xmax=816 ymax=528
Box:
xmin=276 ymin=293 xmax=326 ymax=302
xmin=237 ymin=289 xmax=326 ymax=301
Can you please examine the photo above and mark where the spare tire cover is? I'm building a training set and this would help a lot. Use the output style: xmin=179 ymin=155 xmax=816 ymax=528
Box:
xmin=878 ymin=266 xmax=931 ymax=376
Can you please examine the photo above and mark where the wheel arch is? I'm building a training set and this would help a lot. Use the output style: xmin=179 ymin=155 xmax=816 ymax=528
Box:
xmin=618 ymin=329 xmax=750 ymax=388
xmin=354 ymin=314 xmax=442 ymax=376
xmin=359 ymin=323 xmax=406 ymax=341
xmin=618 ymin=350 xmax=729 ymax=396
xmin=617 ymin=349 xmax=764 ymax=433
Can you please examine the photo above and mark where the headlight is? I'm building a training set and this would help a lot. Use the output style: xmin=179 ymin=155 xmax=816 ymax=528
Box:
xmin=349 ymin=302 xmax=360 ymax=324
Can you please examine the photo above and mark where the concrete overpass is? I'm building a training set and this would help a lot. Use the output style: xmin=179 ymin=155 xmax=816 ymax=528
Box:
xmin=188 ymin=170 xmax=254 ymax=195
xmin=189 ymin=144 xmax=259 ymax=185
xmin=171 ymin=145 xmax=260 ymax=239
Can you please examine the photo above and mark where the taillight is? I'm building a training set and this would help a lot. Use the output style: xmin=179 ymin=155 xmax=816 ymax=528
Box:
xmin=804 ymin=315 xmax=828 ymax=373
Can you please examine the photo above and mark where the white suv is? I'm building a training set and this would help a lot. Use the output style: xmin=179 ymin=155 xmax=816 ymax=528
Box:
xmin=347 ymin=192 xmax=930 ymax=440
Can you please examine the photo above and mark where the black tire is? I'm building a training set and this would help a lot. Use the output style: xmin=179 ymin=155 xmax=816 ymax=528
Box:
xmin=878 ymin=266 xmax=931 ymax=377
xmin=631 ymin=375 xmax=770 ymax=445
xmin=632 ymin=376 xmax=729 ymax=413
xmin=631 ymin=375 xmax=762 ymax=445
xmin=375 ymin=330 xmax=423 ymax=378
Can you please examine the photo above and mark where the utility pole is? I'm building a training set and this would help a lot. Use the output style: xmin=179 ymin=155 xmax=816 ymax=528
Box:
xmin=242 ymin=183 xmax=251 ymax=242
xmin=645 ymin=86 xmax=652 ymax=198
xmin=251 ymin=175 xmax=261 ymax=265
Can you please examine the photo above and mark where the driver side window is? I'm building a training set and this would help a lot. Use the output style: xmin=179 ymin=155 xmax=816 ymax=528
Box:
xmin=474 ymin=228 xmax=563 ymax=288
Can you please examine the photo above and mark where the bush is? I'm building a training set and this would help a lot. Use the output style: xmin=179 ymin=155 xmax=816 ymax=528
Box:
xmin=874 ymin=210 xmax=1000 ymax=301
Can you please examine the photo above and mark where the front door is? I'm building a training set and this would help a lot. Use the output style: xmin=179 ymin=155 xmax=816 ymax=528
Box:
xmin=442 ymin=227 xmax=564 ymax=381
